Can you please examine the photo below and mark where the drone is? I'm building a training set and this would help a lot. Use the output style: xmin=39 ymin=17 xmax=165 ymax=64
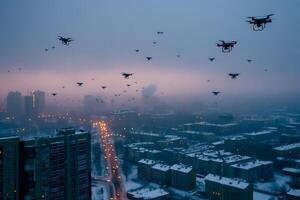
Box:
xmin=101 ymin=86 xmax=107 ymax=89
xmin=146 ymin=57 xmax=152 ymax=61
xmin=209 ymin=57 xmax=215 ymax=62
xmin=157 ymin=31 xmax=164 ymax=35
xmin=216 ymin=40 xmax=237 ymax=53
xmin=135 ymin=49 xmax=140 ymax=53
xmin=76 ymin=82 xmax=84 ymax=86
xmin=58 ymin=36 xmax=73 ymax=46
xmin=246 ymin=14 xmax=274 ymax=31
xmin=247 ymin=59 xmax=252 ymax=63
xmin=51 ymin=93 xmax=57 ymax=96
xmin=212 ymin=91 xmax=220 ymax=96
xmin=228 ymin=73 xmax=240 ymax=79
xmin=122 ymin=73 xmax=133 ymax=79
xmin=126 ymin=84 xmax=131 ymax=87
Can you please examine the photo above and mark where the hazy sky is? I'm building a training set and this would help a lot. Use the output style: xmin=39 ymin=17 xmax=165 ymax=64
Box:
xmin=0 ymin=0 xmax=300 ymax=105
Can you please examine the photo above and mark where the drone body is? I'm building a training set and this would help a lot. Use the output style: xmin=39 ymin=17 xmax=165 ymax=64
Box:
xmin=209 ymin=57 xmax=215 ymax=62
xmin=216 ymin=40 xmax=237 ymax=53
xmin=246 ymin=14 xmax=274 ymax=31
xmin=228 ymin=73 xmax=240 ymax=79
xmin=122 ymin=73 xmax=133 ymax=79
xmin=212 ymin=91 xmax=220 ymax=96
xmin=58 ymin=36 xmax=73 ymax=46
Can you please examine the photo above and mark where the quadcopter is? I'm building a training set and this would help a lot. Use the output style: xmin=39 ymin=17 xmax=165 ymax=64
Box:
xmin=121 ymin=73 xmax=133 ymax=79
xmin=246 ymin=14 xmax=274 ymax=31
xmin=228 ymin=73 xmax=240 ymax=79
xmin=212 ymin=91 xmax=220 ymax=96
xmin=216 ymin=40 xmax=237 ymax=53
xmin=58 ymin=36 xmax=73 ymax=46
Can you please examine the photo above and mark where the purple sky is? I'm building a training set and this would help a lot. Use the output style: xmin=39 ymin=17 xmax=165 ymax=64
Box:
xmin=0 ymin=0 xmax=300 ymax=106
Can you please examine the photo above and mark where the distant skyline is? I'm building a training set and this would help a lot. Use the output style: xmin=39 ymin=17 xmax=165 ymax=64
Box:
xmin=1 ymin=0 xmax=300 ymax=106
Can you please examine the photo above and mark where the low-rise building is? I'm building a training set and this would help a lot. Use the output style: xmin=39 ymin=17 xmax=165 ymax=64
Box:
xmin=204 ymin=174 xmax=253 ymax=200
xmin=151 ymin=163 xmax=171 ymax=186
xmin=137 ymin=159 xmax=156 ymax=181
xmin=229 ymin=160 xmax=273 ymax=182
xmin=170 ymin=164 xmax=196 ymax=191
xmin=286 ymin=188 xmax=300 ymax=200
xmin=273 ymin=143 xmax=300 ymax=158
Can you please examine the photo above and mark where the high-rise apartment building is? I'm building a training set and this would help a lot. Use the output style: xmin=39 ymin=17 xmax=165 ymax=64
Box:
xmin=0 ymin=128 xmax=91 ymax=200
xmin=6 ymin=91 xmax=23 ymax=117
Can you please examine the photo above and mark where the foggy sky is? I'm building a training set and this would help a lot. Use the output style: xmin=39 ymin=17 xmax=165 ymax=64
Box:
xmin=1 ymin=0 xmax=300 ymax=105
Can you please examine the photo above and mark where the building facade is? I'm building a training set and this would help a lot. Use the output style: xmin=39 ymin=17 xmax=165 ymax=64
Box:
xmin=204 ymin=174 xmax=253 ymax=200
xmin=0 ymin=128 xmax=91 ymax=200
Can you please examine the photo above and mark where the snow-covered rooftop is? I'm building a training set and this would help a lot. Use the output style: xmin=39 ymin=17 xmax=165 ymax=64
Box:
xmin=244 ymin=130 xmax=273 ymax=136
xmin=204 ymin=174 xmax=250 ymax=189
xmin=128 ymin=187 xmax=169 ymax=199
xmin=212 ymin=155 xmax=251 ymax=164
xmin=231 ymin=160 xmax=272 ymax=170
xmin=171 ymin=164 xmax=193 ymax=173
xmin=152 ymin=163 xmax=171 ymax=172
xmin=228 ymin=136 xmax=247 ymax=141
xmin=282 ymin=167 xmax=300 ymax=174
xmin=273 ymin=142 xmax=300 ymax=151
xmin=138 ymin=159 xmax=156 ymax=165
xmin=287 ymin=188 xmax=300 ymax=197
xmin=184 ymin=121 xmax=237 ymax=127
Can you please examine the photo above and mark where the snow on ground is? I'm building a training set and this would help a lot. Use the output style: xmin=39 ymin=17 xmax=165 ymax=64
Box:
xmin=121 ymin=164 xmax=144 ymax=191
xmin=254 ymin=172 xmax=291 ymax=195
xmin=92 ymin=184 xmax=108 ymax=200
xmin=254 ymin=192 xmax=279 ymax=200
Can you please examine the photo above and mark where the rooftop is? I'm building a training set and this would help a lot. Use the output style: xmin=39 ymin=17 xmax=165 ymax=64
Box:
xmin=128 ymin=187 xmax=169 ymax=199
xmin=287 ymin=188 xmax=300 ymax=197
xmin=204 ymin=174 xmax=250 ymax=189
xmin=244 ymin=130 xmax=273 ymax=136
xmin=212 ymin=155 xmax=251 ymax=164
xmin=138 ymin=159 xmax=156 ymax=165
xmin=152 ymin=163 xmax=171 ymax=172
xmin=184 ymin=121 xmax=237 ymax=127
xmin=231 ymin=160 xmax=272 ymax=170
xmin=282 ymin=167 xmax=300 ymax=174
xmin=273 ymin=142 xmax=300 ymax=151
xmin=171 ymin=164 xmax=193 ymax=173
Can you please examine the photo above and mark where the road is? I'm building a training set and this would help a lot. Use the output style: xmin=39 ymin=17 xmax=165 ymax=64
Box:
xmin=98 ymin=121 xmax=126 ymax=200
